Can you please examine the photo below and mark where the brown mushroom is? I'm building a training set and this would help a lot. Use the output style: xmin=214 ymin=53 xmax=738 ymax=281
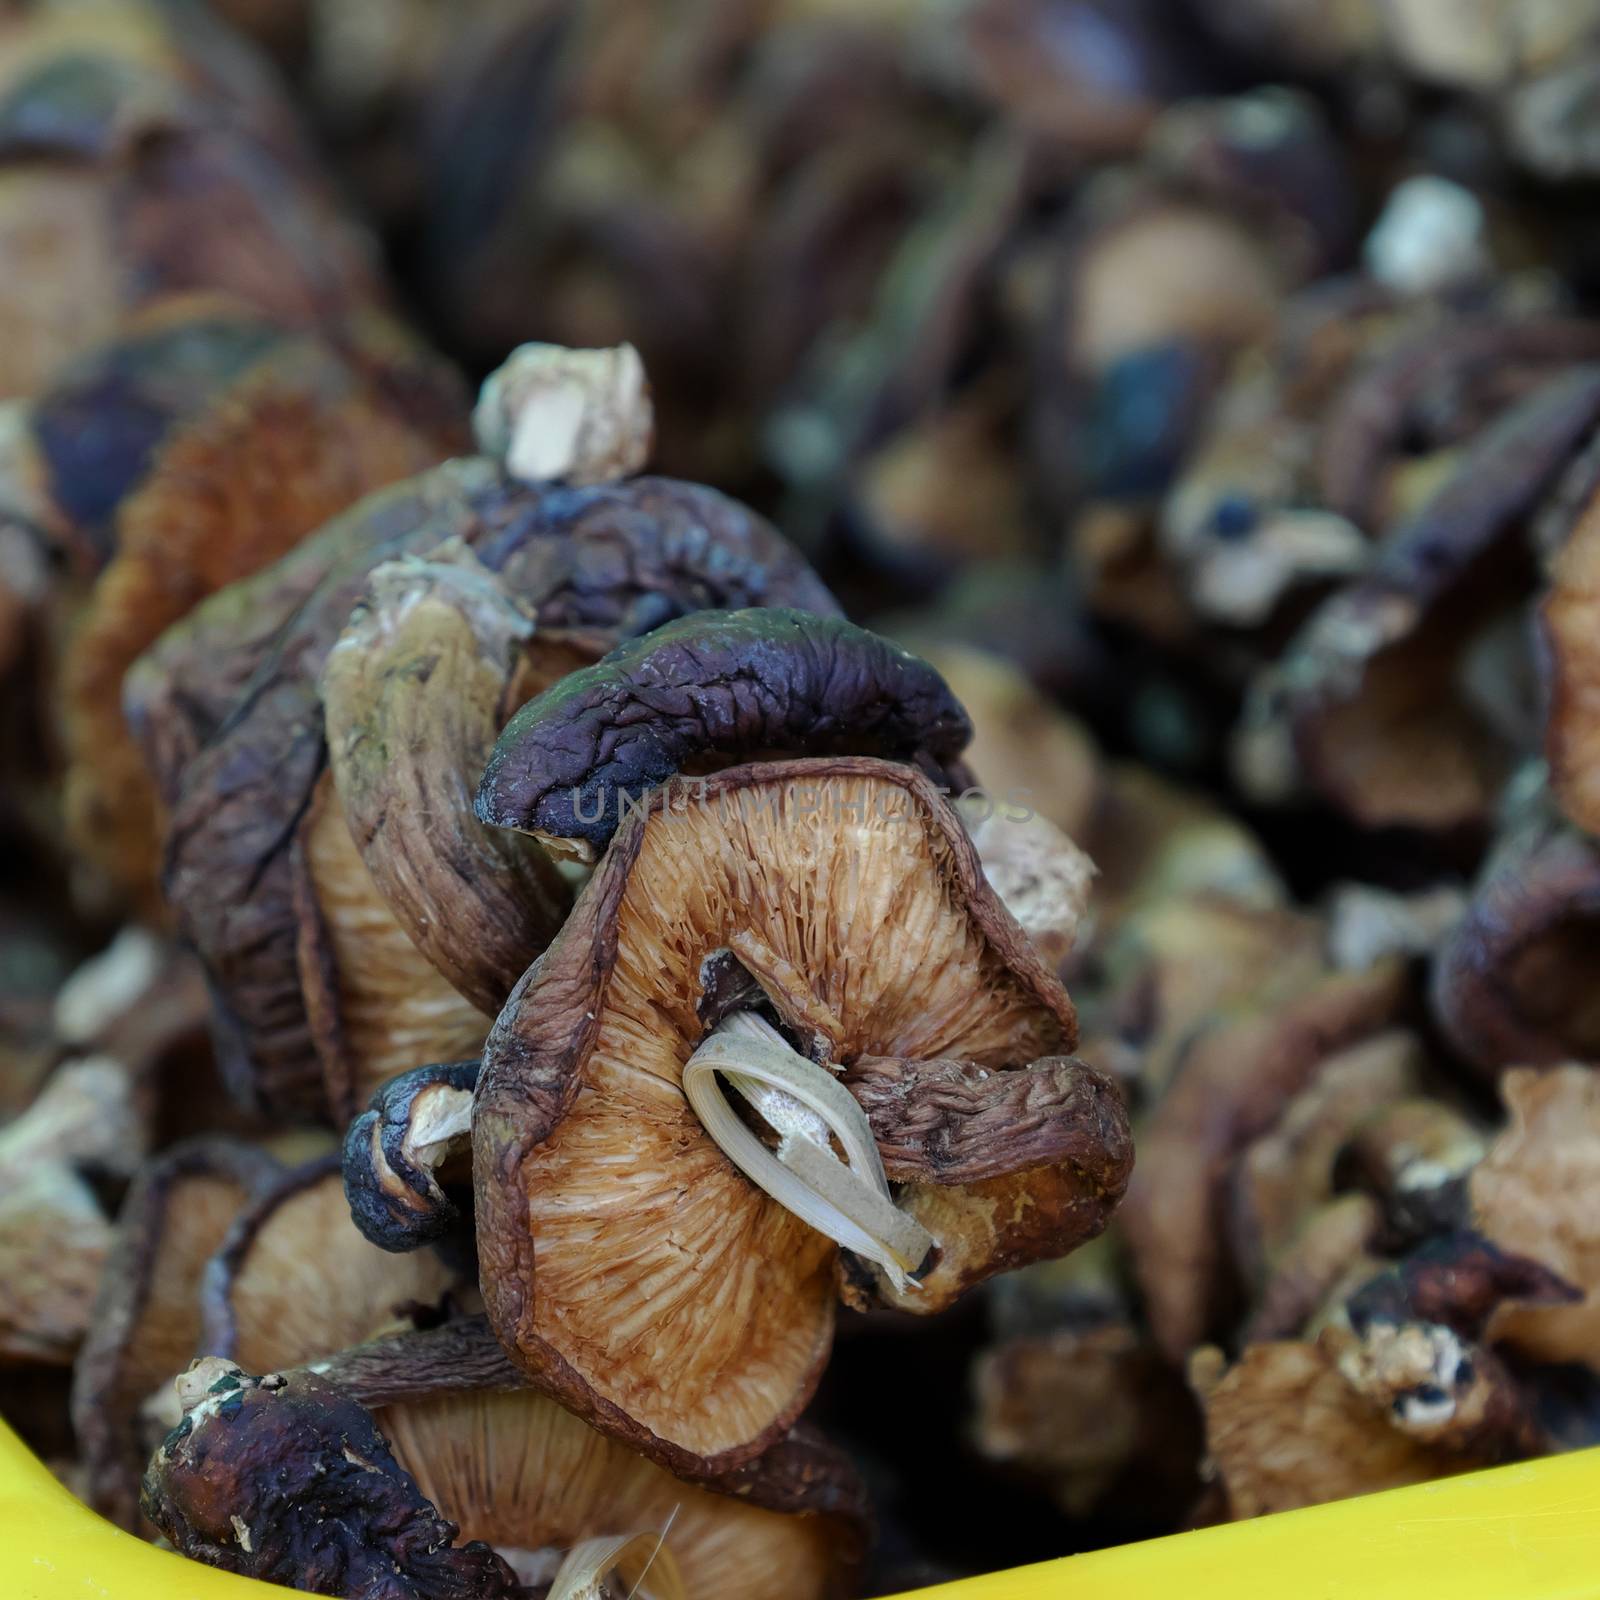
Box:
xmin=142 ymin=1363 xmax=526 ymax=1598
xmin=973 ymin=1322 xmax=1202 ymax=1523
xmin=342 ymin=1060 xmax=477 ymax=1253
xmin=146 ymin=347 xmax=840 ymax=1121
xmin=1236 ymin=367 xmax=1600 ymax=830
xmin=1472 ymin=1065 xmax=1600 ymax=1365
xmin=1319 ymin=1231 xmax=1574 ymax=1460
xmin=1227 ymin=1028 xmax=1425 ymax=1298
xmin=1334 ymin=1097 xmax=1487 ymax=1249
xmin=475 ymin=755 xmax=1130 ymax=1475
xmin=1430 ymin=779 xmax=1600 ymax=1077
xmin=146 ymin=1321 xmax=867 ymax=1600
xmin=1189 ymin=1340 xmax=1470 ymax=1519
xmin=70 ymin=1137 xmax=282 ymax=1529
xmin=44 ymin=297 xmax=464 ymax=908
xmin=0 ymin=3 xmax=385 ymax=402
xmin=1122 ymin=956 xmax=1408 ymax=1357
xmin=1541 ymin=465 xmax=1600 ymax=836
xmin=200 ymin=1155 xmax=463 ymax=1374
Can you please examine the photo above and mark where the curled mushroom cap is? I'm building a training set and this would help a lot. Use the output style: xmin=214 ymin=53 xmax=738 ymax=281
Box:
xmin=146 ymin=1322 xmax=867 ymax=1600
xmin=1542 ymin=468 xmax=1600 ymax=835
xmin=342 ymin=1061 xmax=477 ymax=1254
xmin=1189 ymin=1340 xmax=1469 ymax=1519
xmin=201 ymin=1156 xmax=463 ymax=1375
xmin=1322 ymin=1231 xmax=1574 ymax=1460
xmin=475 ymin=757 xmax=1130 ymax=1474
xmin=70 ymin=1138 xmax=281 ymax=1529
xmin=1235 ymin=367 xmax=1600 ymax=830
xmin=1122 ymin=956 xmax=1408 ymax=1358
xmin=148 ymin=444 xmax=839 ymax=1120
xmin=50 ymin=299 xmax=464 ymax=907
xmin=476 ymin=607 xmax=974 ymax=863
xmin=1430 ymin=781 xmax=1600 ymax=1078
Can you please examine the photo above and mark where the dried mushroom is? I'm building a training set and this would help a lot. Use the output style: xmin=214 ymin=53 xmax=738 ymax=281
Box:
xmin=1123 ymin=957 xmax=1408 ymax=1357
xmin=1227 ymin=1029 xmax=1425 ymax=1297
xmin=0 ymin=1162 xmax=112 ymax=1367
xmin=1472 ymin=1066 xmax=1600 ymax=1365
xmin=46 ymin=298 xmax=464 ymax=906
xmin=475 ymin=757 xmax=1130 ymax=1473
xmin=70 ymin=1137 xmax=281 ymax=1528
xmin=476 ymin=607 xmax=974 ymax=863
xmin=1237 ymin=369 xmax=1600 ymax=830
xmin=973 ymin=1323 xmax=1202 ymax=1523
xmin=342 ymin=1060 xmax=476 ymax=1253
xmin=1321 ymin=1231 xmax=1575 ymax=1459
xmin=1431 ymin=780 xmax=1600 ymax=1077
xmin=1334 ymin=1098 xmax=1487 ymax=1249
xmin=147 ymin=1321 xmax=866 ymax=1600
xmin=1542 ymin=469 xmax=1600 ymax=835
xmin=0 ymin=0 xmax=384 ymax=400
xmin=201 ymin=1155 xmax=462 ymax=1373
xmin=143 ymin=1364 xmax=525 ymax=1598
xmin=147 ymin=343 xmax=839 ymax=1120
xmin=1190 ymin=1341 xmax=1469 ymax=1519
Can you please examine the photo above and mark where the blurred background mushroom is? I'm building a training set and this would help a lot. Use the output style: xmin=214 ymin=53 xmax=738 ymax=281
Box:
xmin=9 ymin=0 xmax=1600 ymax=1586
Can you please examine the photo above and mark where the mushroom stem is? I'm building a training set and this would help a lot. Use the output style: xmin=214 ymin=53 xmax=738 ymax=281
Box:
xmin=547 ymin=1525 xmax=686 ymax=1600
xmin=684 ymin=1014 xmax=934 ymax=1288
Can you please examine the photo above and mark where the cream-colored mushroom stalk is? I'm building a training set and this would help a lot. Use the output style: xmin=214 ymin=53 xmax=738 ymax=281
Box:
xmin=547 ymin=1526 xmax=685 ymax=1600
xmin=684 ymin=1013 xmax=933 ymax=1289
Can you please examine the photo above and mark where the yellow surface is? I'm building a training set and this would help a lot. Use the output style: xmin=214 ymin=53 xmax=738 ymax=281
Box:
xmin=5 ymin=1416 xmax=1600 ymax=1598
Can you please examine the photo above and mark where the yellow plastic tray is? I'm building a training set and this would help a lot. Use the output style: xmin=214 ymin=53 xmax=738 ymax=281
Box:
xmin=5 ymin=1418 xmax=1600 ymax=1598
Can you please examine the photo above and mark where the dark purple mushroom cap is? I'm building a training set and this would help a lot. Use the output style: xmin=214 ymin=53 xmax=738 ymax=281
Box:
xmin=475 ymin=607 xmax=974 ymax=860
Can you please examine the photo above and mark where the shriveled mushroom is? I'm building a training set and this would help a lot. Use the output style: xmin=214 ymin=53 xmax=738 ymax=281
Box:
xmin=475 ymin=755 xmax=1131 ymax=1473
xmin=476 ymin=607 xmax=974 ymax=863
xmin=1334 ymin=1098 xmax=1487 ymax=1248
xmin=973 ymin=1322 xmax=1202 ymax=1523
xmin=1431 ymin=779 xmax=1600 ymax=1077
xmin=71 ymin=1138 xmax=282 ymax=1529
xmin=145 ymin=344 xmax=840 ymax=1121
xmin=0 ymin=3 xmax=385 ymax=403
xmin=142 ymin=1364 xmax=525 ymax=1598
xmin=1122 ymin=957 xmax=1408 ymax=1357
xmin=1227 ymin=1028 xmax=1425 ymax=1297
xmin=343 ymin=1060 xmax=476 ymax=1253
xmin=200 ymin=1155 xmax=463 ymax=1374
xmin=1320 ymin=1231 xmax=1575 ymax=1459
xmin=1236 ymin=368 xmax=1600 ymax=830
xmin=146 ymin=1322 xmax=867 ymax=1600
xmin=1190 ymin=1340 xmax=1470 ymax=1519
xmin=1472 ymin=1065 xmax=1600 ymax=1364
xmin=43 ymin=296 xmax=464 ymax=908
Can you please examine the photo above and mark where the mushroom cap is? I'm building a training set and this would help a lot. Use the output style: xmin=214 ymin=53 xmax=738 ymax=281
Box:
xmin=1189 ymin=1340 xmax=1469 ymax=1519
xmin=475 ymin=607 xmax=974 ymax=860
xmin=55 ymin=301 xmax=463 ymax=907
xmin=377 ymin=1389 xmax=862 ymax=1600
xmin=201 ymin=1156 xmax=462 ymax=1374
xmin=1472 ymin=1065 xmax=1600 ymax=1364
xmin=0 ymin=3 xmax=384 ymax=402
xmin=70 ymin=1137 xmax=281 ymax=1529
xmin=142 ymin=1366 xmax=523 ymax=1598
xmin=149 ymin=465 xmax=838 ymax=1120
xmin=1236 ymin=367 xmax=1600 ymax=830
xmin=476 ymin=757 xmax=1126 ymax=1473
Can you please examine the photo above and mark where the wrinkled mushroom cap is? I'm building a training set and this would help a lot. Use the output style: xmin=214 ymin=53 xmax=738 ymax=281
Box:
xmin=476 ymin=757 xmax=1127 ymax=1472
